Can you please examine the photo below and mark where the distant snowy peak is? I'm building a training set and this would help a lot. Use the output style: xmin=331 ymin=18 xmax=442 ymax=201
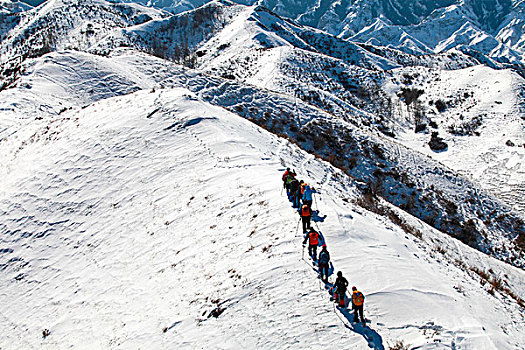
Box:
xmin=5 ymin=0 xmax=525 ymax=67
xmin=349 ymin=18 xmax=432 ymax=55
xmin=0 ymin=0 xmax=169 ymax=61
xmin=105 ymin=0 xmax=525 ymax=66
xmin=0 ymin=0 xmax=33 ymax=13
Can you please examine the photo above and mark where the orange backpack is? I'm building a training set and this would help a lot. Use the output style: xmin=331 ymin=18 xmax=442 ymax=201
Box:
xmin=301 ymin=205 xmax=311 ymax=217
xmin=353 ymin=291 xmax=364 ymax=306
xmin=301 ymin=182 xmax=308 ymax=194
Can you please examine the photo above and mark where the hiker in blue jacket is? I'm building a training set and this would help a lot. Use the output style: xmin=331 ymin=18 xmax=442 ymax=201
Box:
xmin=302 ymin=185 xmax=313 ymax=209
xmin=318 ymin=244 xmax=330 ymax=282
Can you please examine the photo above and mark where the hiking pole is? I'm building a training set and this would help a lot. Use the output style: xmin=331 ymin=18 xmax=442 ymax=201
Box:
xmin=314 ymin=192 xmax=319 ymax=211
xmin=301 ymin=244 xmax=305 ymax=260
xmin=295 ymin=218 xmax=301 ymax=237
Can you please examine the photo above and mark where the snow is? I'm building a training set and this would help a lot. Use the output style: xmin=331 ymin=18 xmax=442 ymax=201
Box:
xmin=1 ymin=0 xmax=522 ymax=265
xmin=390 ymin=65 xmax=525 ymax=213
xmin=1 ymin=1 xmax=525 ymax=348
xmin=1 ymin=51 xmax=525 ymax=349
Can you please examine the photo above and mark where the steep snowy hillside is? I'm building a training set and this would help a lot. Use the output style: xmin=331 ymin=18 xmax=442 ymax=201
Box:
xmin=1 ymin=1 xmax=524 ymax=348
xmin=12 ymin=0 xmax=525 ymax=68
xmin=1 ymin=0 xmax=524 ymax=266
xmin=4 ymin=48 xmax=525 ymax=267
xmin=0 ymin=0 xmax=168 ymax=63
xmin=0 ymin=0 xmax=33 ymax=13
xmin=63 ymin=0 xmax=525 ymax=68
xmin=386 ymin=65 xmax=525 ymax=213
xmin=1 ymin=77 xmax=525 ymax=349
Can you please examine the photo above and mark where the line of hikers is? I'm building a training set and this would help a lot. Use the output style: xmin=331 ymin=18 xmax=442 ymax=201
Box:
xmin=282 ymin=167 xmax=366 ymax=325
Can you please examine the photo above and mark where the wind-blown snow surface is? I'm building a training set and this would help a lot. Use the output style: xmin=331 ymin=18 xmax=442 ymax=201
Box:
xmin=1 ymin=83 xmax=525 ymax=348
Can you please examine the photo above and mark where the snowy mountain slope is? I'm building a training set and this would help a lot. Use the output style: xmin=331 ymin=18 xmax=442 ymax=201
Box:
xmin=0 ymin=0 xmax=168 ymax=63
xmin=16 ymin=0 xmax=44 ymax=6
xmin=94 ymin=0 xmax=244 ymax=63
xmin=63 ymin=0 xmax=525 ymax=68
xmin=1 ymin=1 xmax=524 ymax=347
xmin=2 ymin=46 xmax=524 ymax=271
xmin=0 ymin=3 xmax=24 ymax=42
xmin=11 ymin=0 xmax=525 ymax=65
xmin=348 ymin=4 xmax=525 ymax=67
xmin=1 ymin=80 xmax=524 ymax=349
xmin=1 ymin=0 xmax=524 ymax=270
xmin=155 ymin=2 xmax=525 ymax=222
xmin=0 ymin=0 xmax=33 ymax=14
xmin=386 ymin=65 xmax=525 ymax=213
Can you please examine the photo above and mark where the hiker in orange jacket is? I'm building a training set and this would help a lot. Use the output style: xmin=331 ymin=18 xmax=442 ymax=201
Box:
xmin=352 ymin=286 xmax=365 ymax=324
xmin=299 ymin=204 xmax=312 ymax=234
xmin=302 ymin=227 xmax=319 ymax=260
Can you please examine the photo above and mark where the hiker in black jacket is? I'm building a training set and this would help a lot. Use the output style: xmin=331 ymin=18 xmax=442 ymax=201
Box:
xmin=290 ymin=178 xmax=300 ymax=208
xmin=333 ymin=271 xmax=349 ymax=307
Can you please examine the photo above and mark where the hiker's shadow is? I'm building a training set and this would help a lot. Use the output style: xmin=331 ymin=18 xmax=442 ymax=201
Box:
xmin=336 ymin=306 xmax=385 ymax=350
xmin=312 ymin=210 xmax=326 ymax=222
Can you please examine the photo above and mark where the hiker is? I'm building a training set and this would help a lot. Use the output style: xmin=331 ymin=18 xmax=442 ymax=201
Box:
xmin=300 ymin=181 xmax=307 ymax=195
xmin=293 ymin=180 xmax=303 ymax=208
xmin=352 ymin=286 xmax=365 ymax=324
xmin=318 ymin=244 xmax=330 ymax=282
xmin=290 ymin=178 xmax=300 ymax=207
xmin=302 ymin=184 xmax=313 ymax=209
xmin=302 ymin=227 xmax=319 ymax=260
xmin=282 ymin=168 xmax=291 ymax=189
xmin=285 ymin=172 xmax=296 ymax=198
xmin=333 ymin=271 xmax=348 ymax=307
xmin=299 ymin=204 xmax=312 ymax=234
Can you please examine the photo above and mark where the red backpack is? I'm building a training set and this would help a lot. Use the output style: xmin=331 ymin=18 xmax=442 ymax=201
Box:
xmin=301 ymin=205 xmax=311 ymax=217
xmin=309 ymin=231 xmax=319 ymax=245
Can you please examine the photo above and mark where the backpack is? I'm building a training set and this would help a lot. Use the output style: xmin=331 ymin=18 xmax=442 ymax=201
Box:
xmin=353 ymin=291 xmax=364 ymax=306
xmin=301 ymin=205 xmax=311 ymax=217
xmin=303 ymin=186 xmax=312 ymax=200
xmin=309 ymin=231 xmax=319 ymax=245
xmin=301 ymin=183 xmax=307 ymax=194
xmin=319 ymin=251 xmax=329 ymax=264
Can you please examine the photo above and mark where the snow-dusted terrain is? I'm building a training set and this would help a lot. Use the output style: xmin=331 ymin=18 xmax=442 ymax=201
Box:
xmin=388 ymin=65 xmax=525 ymax=213
xmin=1 ymin=76 xmax=524 ymax=348
xmin=55 ymin=0 xmax=525 ymax=67
xmin=1 ymin=0 xmax=524 ymax=349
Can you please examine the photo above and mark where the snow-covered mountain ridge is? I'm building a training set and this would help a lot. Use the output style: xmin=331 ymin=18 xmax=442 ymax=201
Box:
xmin=65 ymin=0 xmax=525 ymax=68
xmin=3 ymin=45 xmax=524 ymax=268
xmin=1 ymin=66 xmax=524 ymax=348
xmin=1 ymin=0 xmax=524 ymax=263
xmin=0 ymin=1 xmax=524 ymax=347
xmin=10 ymin=0 xmax=525 ymax=67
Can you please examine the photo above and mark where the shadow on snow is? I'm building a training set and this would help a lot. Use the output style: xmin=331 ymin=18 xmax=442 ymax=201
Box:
xmin=335 ymin=304 xmax=385 ymax=350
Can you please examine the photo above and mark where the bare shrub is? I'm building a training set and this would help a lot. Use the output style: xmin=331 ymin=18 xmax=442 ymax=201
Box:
xmin=389 ymin=340 xmax=410 ymax=350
